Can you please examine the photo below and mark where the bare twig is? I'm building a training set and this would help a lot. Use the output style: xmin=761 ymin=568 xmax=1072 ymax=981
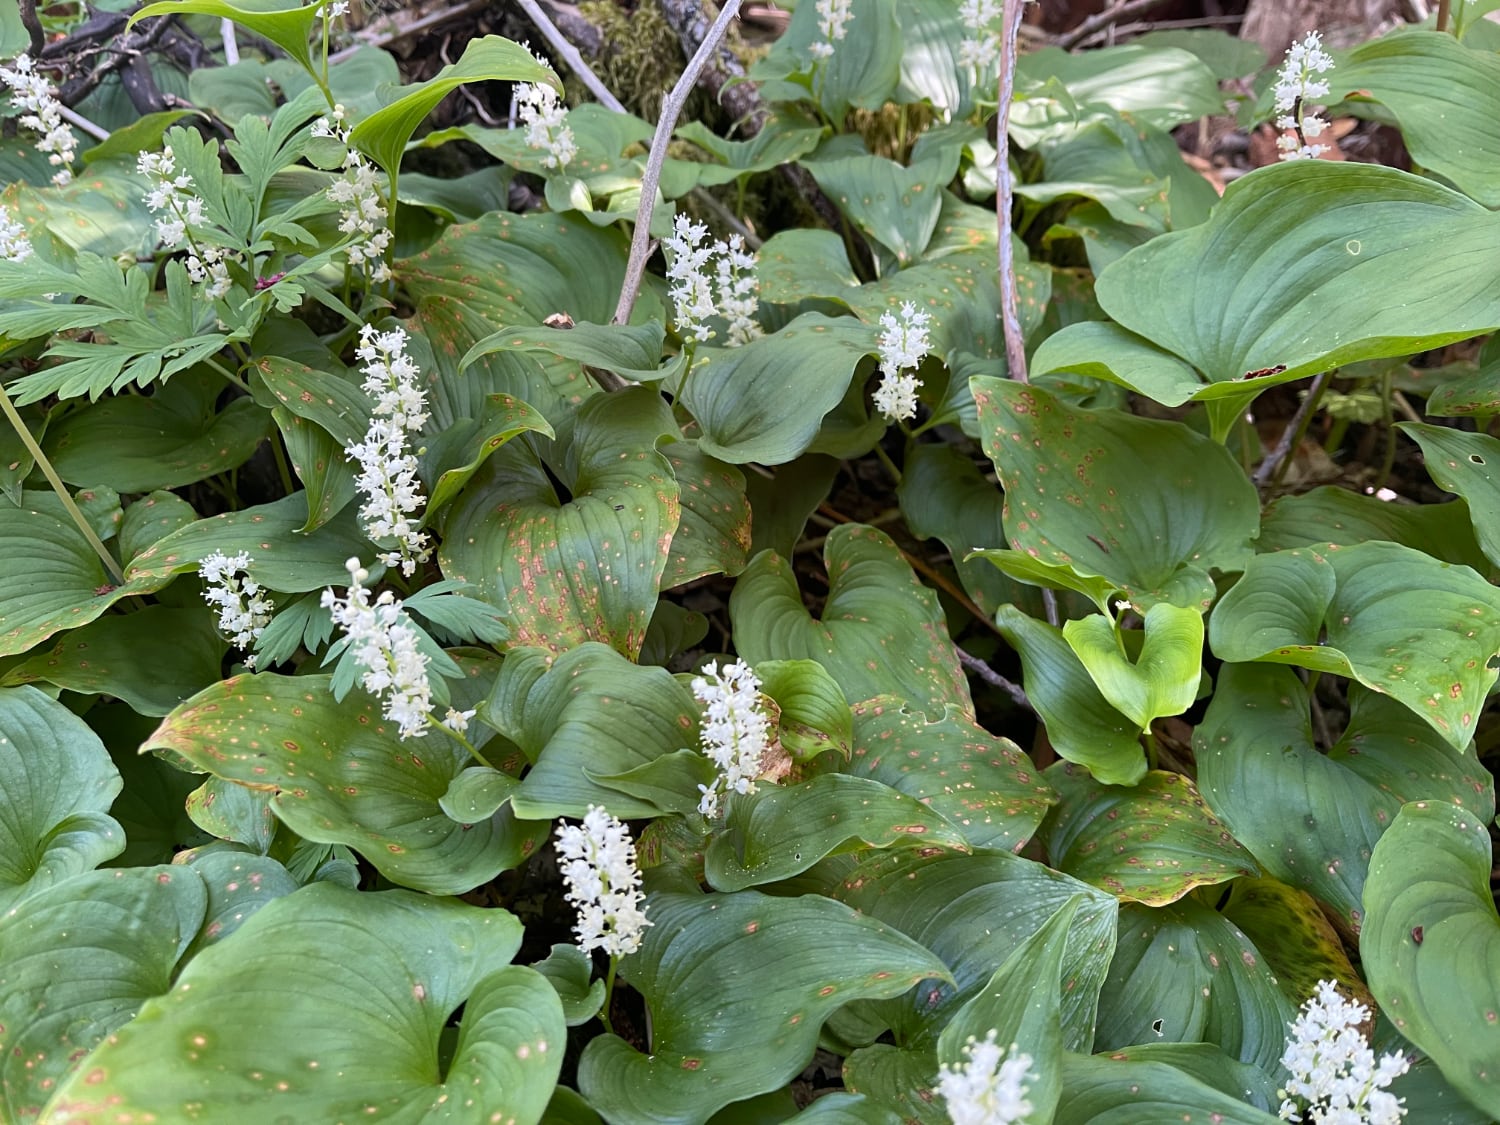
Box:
xmin=220 ymin=17 xmax=240 ymax=65
xmin=515 ymin=0 xmax=625 ymax=112
xmin=996 ymin=0 xmax=1028 ymax=384
xmin=955 ymin=647 xmax=1032 ymax=710
xmin=1056 ymin=0 xmax=1173 ymax=49
xmin=1074 ymin=13 xmax=1244 ymax=48
xmin=19 ymin=0 xmax=44 ymax=57
xmin=328 ymin=0 xmax=488 ymax=64
xmin=1253 ymin=371 xmax=1329 ymax=487
xmin=57 ymin=103 xmax=109 ymax=142
xmin=612 ymin=0 xmax=743 ymax=330
xmin=1436 ymin=0 xmax=1451 ymax=32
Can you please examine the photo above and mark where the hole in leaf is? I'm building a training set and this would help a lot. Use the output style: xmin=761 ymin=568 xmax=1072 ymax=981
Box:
xmin=1470 ymin=454 xmax=1486 ymax=465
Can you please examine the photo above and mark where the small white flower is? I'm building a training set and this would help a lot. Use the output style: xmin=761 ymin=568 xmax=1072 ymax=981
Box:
xmin=692 ymin=658 xmax=770 ymax=819
xmin=442 ymin=706 xmax=476 ymax=733
xmin=321 ymin=558 xmax=435 ymax=739
xmin=936 ymin=1030 xmax=1035 ymax=1125
xmin=0 ymin=54 xmax=77 ymax=185
xmin=323 ymin=0 xmax=348 ymax=19
xmin=347 ymin=324 xmax=431 ymax=577
xmin=957 ymin=0 xmax=1004 ymax=71
xmin=1277 ymin=979 xmax=1409 ymax=1124
xmin=873 ymin=301 xmax=932 ymax=423
xmin=0 ymin=203 xmax=32 ymax=262
xmin=809 ymin=0 xmax=853 ymax=61
xmin=1272 ymin=31 xmax=1336 ymax=162
xmin=138 ymin=146 xmax=208 ymax=249
xmin=555 ymin=805 xmax=651 ymax=957
xmin=185 ymin=244 xmax=234 ymax=299
xmin=663 ymin=214 xmax=761 ymax=347
xmin=199 ymin=550 xmax=274 ymax=668
xmin=515 ymin=81 xmax=577 ymax=170
xmin=315 ymin=106 xmax=393 ymax=279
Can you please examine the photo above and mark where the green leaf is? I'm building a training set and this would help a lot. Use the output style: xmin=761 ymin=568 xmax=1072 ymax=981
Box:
xmin=1043 ymin=765 xmax=1256 ymax=906
xmin=439 ymin=388 xmax=677 ymax=659
xmin=178 ymin=849 xmax=299 ymax=957
xmin=758 ymin=658 xmax=853 ymax=763
xmin=534 ymin=944 xmax=605 ymax=1028
xmin=0 ymin=686 xmax=124 ymax=910
xmin=804 ymin=155 xmax=947 ymax=268
xmin=730 ymin=525 xmax=971 ymax=719
xmin=1362 ymin=801 xmax=1500 ymax=1116
xmin=1334 ymin=31 xmax=1500 ymax=207
xmin=1197 ymin=663 xmax=1495 ymax=931
xmin=1062 ymin=604 xmax=1203 ymax=728
xmin=1208 ymin=541 xmax=1500 ymax=750
xmin=1040 ymin=162 xmax=1500 ymax=423
xmin=131 ymin=0 xmax=323 ymax=74
xmin=754 ymin=0 xmax=900 ymax=118
xmin=970 ymin=551 xmax=1121 ymax=617
xmin=705 ymin=774 xmax=969 ymax=892
xmin=1400 ymin=423 xmax=1500 ymax=571
xmin=118 ymin=491 xmax=199 ymax=564
xmin=828 ymin=849 xmax=1118 ymax=1053
xmin=1052 ymin=1052 xmax=1281 ymax=1125
xmin=186 ymin=776 xmax=277 ymax=853
xmin=973 ymin=378 xmax=1258 ymax=609
xmin=1 ymin=607 xmax=224 ymax=715
xmin=1094 ymin=899 xmax=1296 ymax=1072
xmin=1222 ymin=877 xmax=1366 ymax=1010
xmin=462 ymin=320 xmax=676 ymax=384
xmin=784 ymin=1093 xmax=902 ymax=1124
xmin=145 ymin=674 xmax=546 ymax=895
xmin=993 ymin=606 xmax=1145 ymax=786
xmin=848 ymin=697 xmax=1055 ymax=853
xmin=576 ymin=889 xmax=949 ymax=1125
xmin=349 ymin=35 xmax=559 ymax=175
xmin=255 ymin=354 xmax=369 ymax=446
xmin=663 ymin=443 xmax=752 ymax=587
xmin=1259 ymin=485 xmax=1489 ymax=573
xmin=41 ymin=884 xmax=565 ymax=1125
xmin=420 ymin=391 xmax=555 ymax=520
xmin=0 ymin=865 xmax=206 ymax=1122
xmin=674 ymin=116 xmax=824 ymax=187
xmin=495 ymin=643 xmax=701 ymax=820
xmin=682 ymin=314 xmax=876 ymax=466
xmin=1015 ymin=44 xmax=1225 ymax=135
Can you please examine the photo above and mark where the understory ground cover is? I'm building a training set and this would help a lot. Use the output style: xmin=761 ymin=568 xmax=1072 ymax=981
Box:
xmin=3 ymin=0 xmax=1500 ymax=1122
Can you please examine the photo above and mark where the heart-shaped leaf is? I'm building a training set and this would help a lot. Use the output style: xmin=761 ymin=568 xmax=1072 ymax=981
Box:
xmin=705 ymin=774 xmax=970 ymax=892
xmin=759 ymin=659 xmax=854 ymax=764
xmin=1399 ymin=422 xmax=1500 ymax=570
xmin=130 ymin=0 xmax=322 ymax=72
xmin=41 ymin=884 xmax=565 ymax=1125
xmin=973 ymin=377 xmax=1258 ymax=609
xmin=577 ymin=889 xmax=949 ymax=1125
xmin=1195 ymin=663 xmax=1494 ymax=932
xmin=848 ymin=697 xmax=1055 ymax=852
xmin=145 ymin=674 xmax=546 ymax=895
xmin=0 ymin=865 xmax=206 ymax=1122
xmin=1062 ymin=603 xmax=1204 ymax=727
xmin=804 ymin=155 xmax=948 ymax=268
xmin=1043 ymin=765 xmax=1256 ymax=906
xmin=1209 ymin=541 xmax=1500 ymax=750
xmin=730 ymin=525 xmax=971 ymax=719
xmin=1362 ymin=800 xmax=1500 ymax=1116
xmin=0 ymin=686 xmax=124 ymax=910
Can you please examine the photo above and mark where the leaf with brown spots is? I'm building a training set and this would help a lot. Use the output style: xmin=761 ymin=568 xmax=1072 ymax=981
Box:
xmin=1042 ymin=765 xmax=1256 ymax=907
xmin=1197 ymin=664 xmax=1495 ymax=934
xmin=0 ymin=865 xmax=206 ymax=1123
xmin=439 ymin=388 xmax=680 ymax=660
xmin=40 ymin=883 xmax=564 ymax=1125
xmin=1054 ymin=1050 xmax=1283 ymax=1124
xmin=577 ymin=890 xmax=948 ymax=1125
xmin=730 ymin=524 xmax=972 ymax=721
xmin=1093 ymin=899 xmax=1295 ymax=1073
xmin=1209 ymin=540 xmax=1500 ymax=751
xmin=849 ymin=696 xmax=1055 ymax=853
xmin=662 ymin=441 xmax=751 ymax=587
xmin=1221 ymin=877 xmax=1367 ymax=1014
xmin=145 ymin=673 xmax=545 ymax=895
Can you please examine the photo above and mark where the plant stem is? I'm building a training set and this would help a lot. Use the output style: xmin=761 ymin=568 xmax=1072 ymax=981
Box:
xmin=601 ymin=955 xmax=619 ymax=1035
xmin=516 ymin=0 xmax=625 ymax=112
xmin=611 ymin=0 xmax=744 ymax=334
xmin=0 ymin=382 xmax=125 ymax=584
xmin=996 ymin=0 xmax=1028 ymax=383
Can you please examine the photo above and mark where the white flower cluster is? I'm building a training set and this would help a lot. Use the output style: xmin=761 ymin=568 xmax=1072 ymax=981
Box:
xmin=0 ymin=55 xmax=77 ymax=185
xmin=516 ymin=82 xmax=577 ymax=171
xmin=873 ymin=300 xmax=932 ymax=423
xmin=347 ymin=323 xmax=432 ymax=578
xmin=957 ymin=0 xmax=1004 ymax=71
xmin=692 ymin=658 xmax=770 ymax=818
xmin=0 ymin=203 xmax=32 ymax=263
xmin=555 ymin=804 xmax=651 ymax=957
xmin=312 ymin=106 xmax=392 ymax=282
xmin=936 ymin=1030 xmax=1035 ymax=1125
xmin=138 ymin=146 xmax=236 ymax=299
xmin=663 ymin=214 xmax=762 ymax=347
xmin=808 ymin=0 xmax=853 ymax=60
xmin=1273 ymin=31 xmax=1335 ymax=162
xmin=1278 ymin=979 xmax=1409 ymax=1124
xmin=322 ymin=558 xmax=440 ymax=739
xmin=199 ymin=551 xmax=275 ymax=669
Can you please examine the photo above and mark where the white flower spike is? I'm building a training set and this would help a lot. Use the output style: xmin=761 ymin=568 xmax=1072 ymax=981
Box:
xmin=555 ymin=805 xmax=651 ymax=957
xmin=321 ymin=559 xmax=435 ymax=740
xmin=936 ymin=1030 xmax=1035 ymax=1125
xmin=873 ymin=300 xmax=932 ymax=423
xmin=199 ymin=551 xmax=275 ymax=668
xmin=1278 ymin=979 xmax=1409 ymax=1124
xmin=516 ymin=81 xmax=577 ymax=170
xmin=1273 ymin=31 xmax=1336 ymax=162
xmin=0 ymin=55 xmax=77 ymax=185
xmin=809 ymin=0 xmax=853 ymax=61
xmin=0 ymin=203 xmax=32 ymax=263
xmin=663 ymin=214 xmax=762 ymax=347
xmin=314 ymin=105 xmax=393 ymax=281
xmin=692 ymin=658 xmax=771 ymax=818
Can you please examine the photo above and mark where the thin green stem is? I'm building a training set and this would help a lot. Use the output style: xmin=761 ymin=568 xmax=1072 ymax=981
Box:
xmin=601 ymin=955 xmax=619 ymax=1035
xmin=872 ymin=441 xmax=902 ymax=484
xmin=1374 ymin=371 xmax=1397 ymax=493
xmin=431 ymin=716 xmax=493 ymax=769
xmin=0 ymin=382 xmax=125 ymax=584
xmin=204 ymin=356 xmax=251 ymax=394
xmin=270 ymin=433 xmax=296 ymax=496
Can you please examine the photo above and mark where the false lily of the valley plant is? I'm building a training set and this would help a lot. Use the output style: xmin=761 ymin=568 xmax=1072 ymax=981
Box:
xmin=2 ymin=2 xmax=1500 ymax=1123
